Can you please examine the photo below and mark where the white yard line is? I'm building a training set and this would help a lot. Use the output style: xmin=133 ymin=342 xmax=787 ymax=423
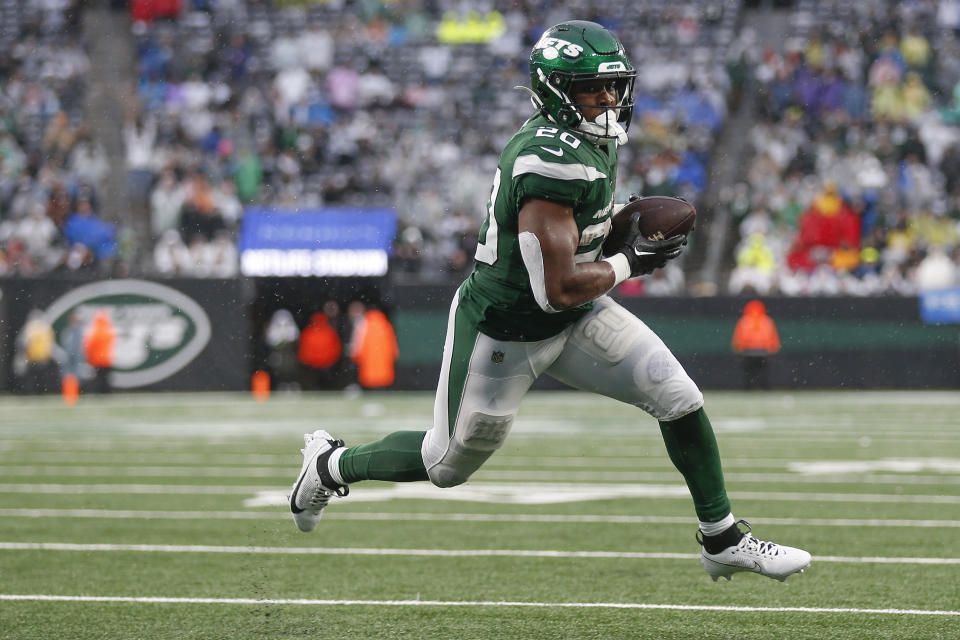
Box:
xmin=3 ymin=430 xmax=958 ymax=443
xmin=0 ymin=466 xmax=288 ymax=478
xmin=2 ymin=466 xmax=957 ymax=486
xmin=1 ymin=482 xmax=958 ymax=505
xmin=0 ymin=452 xmax=953 ymax=470
xmin=0 ymin=453 xmax=294 ymax=464
xmin=2 ymin=508 xmax=960 ymax=529
xmin=728 ymin=491 xmax=960 ymax=504
xmin=472 ymin=471 xmax=960 ymax=486
xmin=0 ymin=594 xmax=957 ymax=616
xmin=0 ymin=542 xmax=957 ymax=566
xmin=0 ymin=484 xmax=270 ymax=494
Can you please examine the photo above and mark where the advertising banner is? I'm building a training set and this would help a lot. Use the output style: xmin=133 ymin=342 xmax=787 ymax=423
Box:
xmin=0 ymin=278 xmax=249 ymax=392
xmin=919 ymin=287 xmax=960 ymax=324
xmin=238 ymin=207 xmax=397 ymax=277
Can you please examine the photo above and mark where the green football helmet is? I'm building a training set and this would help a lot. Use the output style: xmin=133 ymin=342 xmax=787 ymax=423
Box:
xmin=528 ymin=21 xmax=636 ymax=142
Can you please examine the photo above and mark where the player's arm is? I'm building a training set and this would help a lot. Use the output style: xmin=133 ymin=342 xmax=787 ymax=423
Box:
xmin=517 ymin=198 xmax=621 ymax=312
xmin=518 ymin=198 xmax=687 ymax=312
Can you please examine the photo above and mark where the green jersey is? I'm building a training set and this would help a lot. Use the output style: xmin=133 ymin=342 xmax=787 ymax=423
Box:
xmin=459 ymin=114 xmax=619 ymax=341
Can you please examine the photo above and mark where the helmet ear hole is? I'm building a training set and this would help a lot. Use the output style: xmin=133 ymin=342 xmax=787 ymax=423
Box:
xmin=548 ymin=72 xmax=565 ymax=88
xmin=557 ymin=106 xmax=580 ymax=126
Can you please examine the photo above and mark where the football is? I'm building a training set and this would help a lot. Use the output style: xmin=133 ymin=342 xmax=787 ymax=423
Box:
xmin=602 ymin=196 xmax=697 ymax=256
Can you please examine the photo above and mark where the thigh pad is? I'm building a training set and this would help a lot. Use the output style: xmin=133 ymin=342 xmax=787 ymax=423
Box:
xmin=575 ymin=301 xmax=642 ymax=364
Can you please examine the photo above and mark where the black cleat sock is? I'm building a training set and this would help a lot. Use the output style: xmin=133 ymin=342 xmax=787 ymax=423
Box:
xmin=702 ymin=523 xmax=744 ymax=554
xmin=315 ymin=440 xmax=349 ymax=496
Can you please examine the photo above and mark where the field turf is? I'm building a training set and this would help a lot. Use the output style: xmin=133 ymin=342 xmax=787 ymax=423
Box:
xmin=0 ymin=390 xmax=957 ymax=639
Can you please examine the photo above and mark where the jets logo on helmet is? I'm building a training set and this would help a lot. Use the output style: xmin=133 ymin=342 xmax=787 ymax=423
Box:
xmin=534 ymin=36 xmax=584 ymax=60
xmin=526 ymin=21 xmax=636 ymax=146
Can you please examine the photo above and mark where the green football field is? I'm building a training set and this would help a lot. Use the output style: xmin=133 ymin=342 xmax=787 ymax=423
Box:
xmin=0 ymin=390 xmax=957 ymax=639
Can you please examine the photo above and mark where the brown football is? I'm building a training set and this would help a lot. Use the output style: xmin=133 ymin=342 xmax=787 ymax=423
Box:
xmin=602 ymin=196 xmax=696 ymax=256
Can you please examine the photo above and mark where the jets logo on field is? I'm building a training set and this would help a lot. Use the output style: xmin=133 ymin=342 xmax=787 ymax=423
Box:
xmin=491 ymin=351 xmax=505 ymax=364
xmin=43 ymin=279 xmax=212 ymax=389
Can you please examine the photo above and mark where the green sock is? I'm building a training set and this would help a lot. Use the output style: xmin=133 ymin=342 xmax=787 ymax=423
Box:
xmin=339 ymin=430 xmax=429 ymax=484
xmin=658 ymin=408 xmax=731 ymax=523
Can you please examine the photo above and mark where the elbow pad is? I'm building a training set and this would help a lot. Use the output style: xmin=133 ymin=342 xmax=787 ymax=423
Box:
xmin=518 ymin=231 xmax=560 ymax=313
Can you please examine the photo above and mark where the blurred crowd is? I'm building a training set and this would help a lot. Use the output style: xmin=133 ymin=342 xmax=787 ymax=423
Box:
xmin=0 ymin=1 xmax=132 ymax=277
xmin=727 ymin=0 xmax=960 ymax=296
xmin=0 ymin=0 xmax=743 ymax=290
xmin=131 ymin=0 xmax=743 ymax=290
xmin=6 ymin=0 xmax=959 ymax=297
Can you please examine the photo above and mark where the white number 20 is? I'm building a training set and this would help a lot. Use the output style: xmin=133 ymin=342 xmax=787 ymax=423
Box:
xmin=535 ymin=127 xmax=581 ymax=149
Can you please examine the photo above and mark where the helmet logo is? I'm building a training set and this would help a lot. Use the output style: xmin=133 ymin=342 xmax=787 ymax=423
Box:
xmin=534 ymin=36 xmax=584 ymax=59
xmin=598 ymin=61 xmax=626 ymax=72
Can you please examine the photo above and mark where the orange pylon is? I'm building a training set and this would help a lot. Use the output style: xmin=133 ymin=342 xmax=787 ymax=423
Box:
xmin=251 ymin=370 xmax=270 ymax=402
xmin=62 ymin=374 xmax=79 ymax=406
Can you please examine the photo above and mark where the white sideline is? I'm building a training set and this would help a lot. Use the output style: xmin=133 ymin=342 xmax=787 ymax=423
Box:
xmin=1 ymin=542 xmax=958 ymax=565
xmin=0 ymin=594 xmax=957 ymax=616
xmin=2 ymin=508 xmax=960 ymax=529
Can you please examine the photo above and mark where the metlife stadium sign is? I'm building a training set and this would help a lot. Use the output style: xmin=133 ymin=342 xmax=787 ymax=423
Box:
xmin=238 ymin=207 xmax=396 ymax=277
xmin=919 ymin=287 xmax=960 ymax=324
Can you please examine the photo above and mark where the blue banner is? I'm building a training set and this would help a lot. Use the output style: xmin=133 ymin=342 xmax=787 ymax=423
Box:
xmin=238 ymin=208 xmax=397 ymax=277
xmin=238 ymin=207 xmax=396 ymax=252
xmin=919 ymin=288 xmax=960 ymax=324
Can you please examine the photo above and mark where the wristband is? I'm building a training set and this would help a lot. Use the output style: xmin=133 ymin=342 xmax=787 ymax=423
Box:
xmin=602 ymin=252 xmax=632 ymax=288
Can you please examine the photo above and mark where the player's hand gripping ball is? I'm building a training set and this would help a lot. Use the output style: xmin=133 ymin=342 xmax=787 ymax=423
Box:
xmin=603 ymin=196 xmax=697 ymax=252
xmin=602 ymin=196 xmax=697 ymax=276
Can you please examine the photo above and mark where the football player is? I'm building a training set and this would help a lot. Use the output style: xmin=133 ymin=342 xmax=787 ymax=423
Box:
xmin=290 ymin=20 xmax=810 ymax=582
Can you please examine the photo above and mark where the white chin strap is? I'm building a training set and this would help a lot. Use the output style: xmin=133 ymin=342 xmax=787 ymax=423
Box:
xmin=579 ymin=110 xmax=628 ymax=146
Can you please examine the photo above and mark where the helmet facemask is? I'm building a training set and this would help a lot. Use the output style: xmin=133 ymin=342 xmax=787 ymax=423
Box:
xmin=560 ymin=74 xmax=636 ymax=145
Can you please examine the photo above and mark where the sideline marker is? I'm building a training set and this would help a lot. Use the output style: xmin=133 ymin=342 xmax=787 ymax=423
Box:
xmin=62 ymin=374 xmax=79 ymax=406
xmin=251 ymin=370 xmax=270 ymax=402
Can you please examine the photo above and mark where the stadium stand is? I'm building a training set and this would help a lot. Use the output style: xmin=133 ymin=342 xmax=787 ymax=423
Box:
xmin=0 ymin=0 xmax=126 ymax=276
xmin=12 ymin=1 xmax=959 ymax=296
xmin=727 ymin=0 xmax=960 ymax=295
xmin=122 ymin=0 xmax=745 ymax=287
xmin=0 ymin=1 xmax=747 ymax=287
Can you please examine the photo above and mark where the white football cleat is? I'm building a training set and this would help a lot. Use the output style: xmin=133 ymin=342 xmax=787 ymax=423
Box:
xmin=289 ymin=430 xmax=348 ymax=532
xmin=700 ymin=520 xmax=811 ymax=582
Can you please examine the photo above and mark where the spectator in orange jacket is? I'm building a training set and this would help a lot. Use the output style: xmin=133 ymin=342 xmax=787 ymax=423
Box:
xmin=298 ymin=311 xmax=343 ymax=390
xmin=350 ymin=308 xmax=399 ymax=389
xmin=83 ymin=309 xmax=115 ymax=393
xmin=732 ymin=300 xmax=780 ymax=390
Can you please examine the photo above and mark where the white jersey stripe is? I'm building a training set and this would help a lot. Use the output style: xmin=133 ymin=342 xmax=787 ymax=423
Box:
xmin=512 ymin=154 xmax=607 ymax=182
